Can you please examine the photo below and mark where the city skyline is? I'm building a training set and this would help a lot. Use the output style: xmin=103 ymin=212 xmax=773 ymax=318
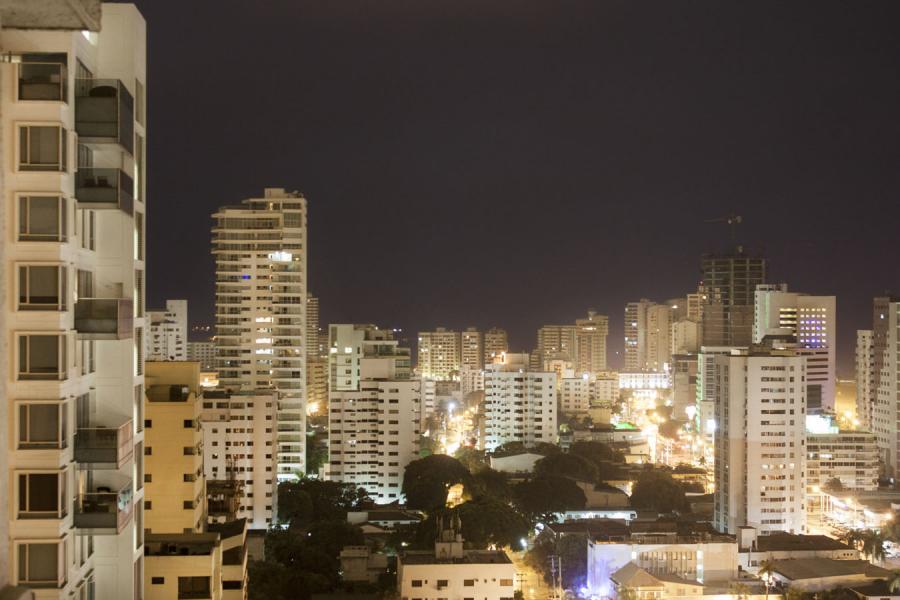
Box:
xmin=137 ymin=0 xmax=900 ymax=376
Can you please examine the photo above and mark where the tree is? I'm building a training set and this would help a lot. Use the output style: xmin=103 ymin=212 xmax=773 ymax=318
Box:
xmin=278 ymin=478 xmax=372 ymax=525
xmin=305 ymin=430 xmax=328 ymax=475
xmin=629 ymin=470 xmax=689 ymax=513
xmin=888 ymin=570 xmax=900 ymax=592
xmin=455 ymin=446 xmax=488 ymax=473
xmin=758 ymin=559 xmax=776 ymax=600
xmin=824 ymin=477 xmax=844 ymax=492
xmin=862 ymin=529 xmax=887 ymax=563
xmin=533 ymin=453 xmax=599 ymax=483
xmin=471 ymin=468 xmax=513 ymax=503
xmin=728 ymin=582 xmax=750 ymax=600
xmin=513 ymin=475 xmax=586 ymax=524
xmin=456 ymin=496 xmax=531 ymax=549
xmin=402 ymin=454 xmax=473 ymax=511
xmin=570 ymin=440 xmax=622 ymax=464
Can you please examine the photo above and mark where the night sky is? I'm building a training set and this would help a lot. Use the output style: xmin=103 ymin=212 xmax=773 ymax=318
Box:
xmin=134 ymin=0 xmax=900 ymax=376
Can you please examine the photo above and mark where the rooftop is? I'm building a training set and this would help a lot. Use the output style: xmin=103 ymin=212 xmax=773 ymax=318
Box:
xmin=208 ymin=518 xmax=247 ymax=540
xmin=772 ymin=558 xmax=892 ymax=581
xmin=400 ymin=549 xmax=512 ymax=566
xmin=145 ymin=533 xmax=220 ymax=556
xmin=753 ymin=533 xmax=851 ymax=553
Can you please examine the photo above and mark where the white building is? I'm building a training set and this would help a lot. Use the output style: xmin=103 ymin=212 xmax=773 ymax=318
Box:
xmin=695 ymin=346 xmax=736 ymax=465
xmin=147 ymin=299 xmax=187 ymax=361
xmin=0 ymin=2 xmax=147 ymax=597
xmin=459 ymin=366 xmax=484 ymax=397
xmin=460 ymin=327 xmax=483 ymax=371
xmin=483 ymin=353 xmax=556 ymax=451
xmin=328 ymin=325 xmax=420 ymax=503
xmin=417 ymin=327 xmax=460 ymax=380
xmin=754 ymin=284 xmax=837 ymax=412
xmin=483 ymin=327 xmax=508 ymax=365
xmin=560 ymin=376 xmax=592 ymax=415
xmin=865 ymin=297 xmax=900 ymax=475
xmin=713 ymin=345 xmax=807 ymax=535
xmin=575 ymin=310 xmax=609 ymax=375
xmin=187 ymin=340 xmax=216 ymax=370
xmin=212 ymin=188 xmax=308 ymax=479
xmin=398 ymin=522 xmax=516 ymax=600
xmin=200 ymin=389 xmax=278 ymax=529
xmin=856 ymin=330 xmax=874 ymax=431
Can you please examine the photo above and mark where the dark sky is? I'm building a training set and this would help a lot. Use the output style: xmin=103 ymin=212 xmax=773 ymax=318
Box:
xmin=135 ymin=0 xmax=900 ymax=376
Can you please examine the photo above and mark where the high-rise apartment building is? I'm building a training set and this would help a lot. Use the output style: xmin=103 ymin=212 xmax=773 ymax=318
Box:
xmin=624 ymin=300 xmax=672 ymax=372
xmin=484 ymin=328 xmax=508 ymax=365
xmin=460 ymin=327 xmax=483 ymax=371
xmin=645 ymin=304 xmax=672 ymax=372
xmin=536 ymin=324 xmax=577 ymax=366
xmin=575 ymin=311 xmax=609 ymax=374
xmin=868 ymin=296 xmax=900 ymax=475
xmin=624 ymin=299 xmax=652 ymax=371
xmin=147 ymin=299 xmax=187 ymax=361
xmin=855 ymin=330 xmax=874 ymax=431
xmin=304 ymin=295 xmax=327 ymax=415
xmin=713 ymin=344 xmax=806 ymax=535
xmin=483 ymin=354 xmax=557 ymax=451
xmin=0 ymin=3 xmax=147 ymax=596
xmin=306 ymin=295 xmax=321 ymax=357
xmin=212 ymin=188 xmax=308 ymax=479
xmin=753 ymin=284 xmax=836 ymax=412
xmin=695 ymin=346 xmax=735 ymax=466
xmin=328 ymin=325 xmax=420 ymax=503
xmin=417 ymin=328 xmax=461 ymax=380
xmin=187 ymin=341 xmax=216 ymax=370
xmin=201 ymin=389 xmax=278 ymax=529
xmin=701 ymin=248 xmax=766 ymax=347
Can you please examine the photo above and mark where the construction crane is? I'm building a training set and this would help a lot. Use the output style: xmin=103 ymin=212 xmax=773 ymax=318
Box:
xmin=704 ymin=213 xmax=743 ymax=247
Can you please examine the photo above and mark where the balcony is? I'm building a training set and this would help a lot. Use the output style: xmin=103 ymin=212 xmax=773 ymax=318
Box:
xmin=76 ymin=167 xmax=134 ymax=214
xmin=75 ymin=78 xmax=134 ymax=154
xmin=75 ymin=480 xmax=133 ymax=534
xmin=75 ymin=298 xmax=133 ymax=340
xmin=18 ymin=56 xmax=67 ymax=101
xmin=75 ymin=419 xmax=134 ymax=468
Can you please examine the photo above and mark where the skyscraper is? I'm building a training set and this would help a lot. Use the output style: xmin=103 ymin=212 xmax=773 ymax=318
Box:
xmin=713 ymin=343 xmax=807 ymax=535
xmin=624 ymin=299 xmax=653 ymax=371
xmin=483 ymin=354 xmax=557 ymax=451
xmin=213 ymin=187 xmax=308 ymax=479
xmin=0 ymin=2 xmax=147 ymax=596
xmin=483 ymin=327 xmax=509 ymax=365
xmin=417 ymin=328 xmax=461 ymax=380
xmin=575 ymin=310 xmax=609 ymax=374
xmin=855 ymin=330 xmax=874 ymax=430
xmin=701 ymin=248 xmax=766 ymax=347
xmin=461 ymin=327 xmax=484 ymax=371
xmin=868 ymin=296 xmax=900 ymax=475
xmin=147 ymin=299 xmax=188 ymax=361
xmin=624 ymin=300 xmax=671 ymax=372
xmin=753 ymin=284 xmax=836 ymax=412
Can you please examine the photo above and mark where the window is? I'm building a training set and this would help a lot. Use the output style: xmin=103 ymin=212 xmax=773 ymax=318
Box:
xmin=18 ymin=196 xmax=67 ymax=242
xmin=437 ymin=579 xmax=448 ymax=588
xmin=183 ymin=501 xmax=194 ymax=510
xmin=463 ymin=580 xmax=475 ymax=587
xmin=18 ymin=334 xmax=66 ymax=380
xmin=18 ymin=53 xmax=68 ymax=102
xmin=183 ymin=419 xmax=194 ymax=429
xmin=151 ymin=577 xmax=164 ymax=585
xmin=144 ymin=474 xmax=151 ymax=483
xmin=18 ymin=402 xmax=67 ymax=449
xmin=18 ymin=124 xmax=67 ymax=171
xmin=135 ymin=79 xmax=145 ymax=125
xmin=17 ymin=542 xmax=63 ymax=587
xmin=18 ymin=265 xmax=66 ymax=311
xmin=411 ymin=580 xmax=423 ymax=587
xmin=18 ymin=471 xmax=66 ymax=519
xmin=178 ymin=576 xmax=210 ymax=599
xmin=499 ymin=579 xmax=514 ymax=587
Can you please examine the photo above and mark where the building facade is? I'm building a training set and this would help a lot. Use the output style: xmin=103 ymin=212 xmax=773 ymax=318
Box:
xmin=701 ymin=249 xmax=766 ymax=347
xmin=212 ymin=188 xmax=308 ymax=479
xmin=0 ymin=3 xmax=147 ymax=596
xmin=869 ymin=297 xmax=900 ymax=475
xmin=483 ymin=354 xmax=556 ymax=451
xmin=856 ymin=330 xmax=874 ymax=431
xmin=147 ymin=299 xmax=187 ymax=361
xmin=483 ymin=327 xmax=508 ymax=365
xmin=416 ymin=327 xmax=460 ymax=380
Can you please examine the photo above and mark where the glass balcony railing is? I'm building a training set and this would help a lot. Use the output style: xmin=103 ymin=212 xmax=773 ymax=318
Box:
xmin=74 ymin=298 xmax=134 ymax=340
xmin=75 ymin=78 xmax=134 ymax=154
xmin=75 ymin=481 xmax=133 ymax=534
xmin=76 ymin=167 xmax=134 ymax=214
xmin=18 ymin=58 xmax=68 ymax=101
xmin=75 ymin=419 xmax=134 ymax=468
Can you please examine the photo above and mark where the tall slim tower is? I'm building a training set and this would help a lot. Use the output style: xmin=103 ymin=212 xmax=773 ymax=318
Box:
xmin=575 ymin=310 xmax=609 ymax=374
xmin=870 ymin=296 xmax=900 ymax=475
xmin=701 ymin=248 xmax=766 ymax=347
xmin=483 ymin=328 xmax=509 ymax=364
xmin=624 ymin=299 xmax=653 ymax=371
xmin=0 ymin=2 xmax=148 ymax=597
xmin=213 ymin=188 xmax=308 ymax=479
xmin=856 ymin=330 xmax=874 ymax=430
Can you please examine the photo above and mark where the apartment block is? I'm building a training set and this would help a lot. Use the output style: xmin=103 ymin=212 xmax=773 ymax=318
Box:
xmin=701 ymin=248 xmax=766 ymax=347
xmin=460 ymin=327 xmax=483 ymax=371
xmin=855 ymin=330 xmax=874 ymax=431
xmin=868 ymin=296 xmax=900 ymax=475
xmin=0 ymin=2 xmax=147 ymax=596
xmin=483 ymin=327 xmax=508 ymax=365
xmin=187 ymin=341 xmax=216 ymax=370
xmin=483 ymin=354 xmax=557 ymax=451
xmin=147 ymin=299 xmax=187 ymax=361
xmin=212 ymin=188 xmax=308 ymax=479
xmin=417 ymin=328 xmax=460 ymax=380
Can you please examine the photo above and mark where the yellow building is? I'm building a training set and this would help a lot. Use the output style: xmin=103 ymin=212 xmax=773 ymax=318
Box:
xmin=144 ymin=361 xmax=205 ymax=533
xmin=145 ymin=534 xmax=222 ymax=600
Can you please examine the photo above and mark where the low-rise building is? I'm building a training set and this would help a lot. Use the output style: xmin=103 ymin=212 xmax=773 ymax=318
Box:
xmin=398 ymin=521 xmax=516 ymax=600
xmin=768 ymin=558 xmax=892 ymax=592
xmin=144 ymin=534 xmax=222 ymax=600
xmin=822 ymin=490 xmax=900 ymax=531
xmin=340 ymin=546 xmax=388 ymax=583
xmin=736 ymin=528 xmax=858 ymax=574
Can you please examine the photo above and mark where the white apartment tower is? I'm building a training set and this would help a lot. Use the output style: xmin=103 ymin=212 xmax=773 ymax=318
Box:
xmin=575 ymin=310 xmax=609 ymax=374
xmin=460 ymin=327 xmax=483 ymax=371
xmin=328 ymin=325 xmax=420 ymax=503
xmin=416 ymin=327 xmax=460 ymax=380
xmin=753 ymin=284 xmax=837 ymax=413
xmin=483 ymin=354 xmax=557 ymax=451
xmin=868 ymin=296 xmax=900 ymax=475
xmin=625 ymin=300 xmax=671 ymax=372
xmin=146 ymin=298 xmax=187 ymax=361
xmin=624 ymin=299 xmax=653 ymax=371
xmin=855 ymin=329 xmax=874 ymax=431
xmin=0 ymin=2 xmax=147 ymax=597
xmin=200 ymin=389 xmax=278 ymax=529
xmin=187 ymin=340 xmax=216 ymax=370
xmin=212 ymin=188 xmax=308 ymax=479
xmin=713 ymin=345 xmax=807 ymax=535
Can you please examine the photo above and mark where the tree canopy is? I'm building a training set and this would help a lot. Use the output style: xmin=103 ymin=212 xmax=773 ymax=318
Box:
xmin=629 ymin=469 xmax=689 ymax=513
xmin=277 ymin=478 xmax=372 ymax=526
xmin=533 ymin=452 xmax=599 ymax=483
xmin=402 ymin=454 xmax=473 ymax=510
xmin=513 ymin=475 xmax=586 ymax=523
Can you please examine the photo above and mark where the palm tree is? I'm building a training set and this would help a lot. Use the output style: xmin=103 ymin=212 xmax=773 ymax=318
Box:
xmin=758 ymin=560 xmax=776 ymax=600
xmin=888 ymin=570 xmax=900 ymax=592
xmin=728 ymin=582 xmax=750 ymax=600
xmin=862 ymin=529 xmax=887 ymax=564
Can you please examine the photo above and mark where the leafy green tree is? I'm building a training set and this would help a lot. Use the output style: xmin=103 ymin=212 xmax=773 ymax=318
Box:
xmin=570 ymin=440 xmax=622 ymax=464
xmin=629 ymin=470 xmax=689 ymax=513
xmin=525 ymin=534 xmax=587 ymax=589
xmin=305 ymin=430 xmax=328 ymax=475
xmin=492 ymin=441 xmax=527 ymax=456
xmin=402 ymin=454 xmax=472 ymax=510
xmin=455 ymin=446 xmax=488 ymax=472
xmin=758 ymin=559 xmax=776 ymax=600
xmin=277 ymin=478 xmax=371 ymax=524
xmin=513 ymin=475 xmax=586 ymax=523
xmin=824 ymin=477 xmax=844 ymax=492
xmin=456 ymin=496 xmax=531 ymax=549
xmin=471 ymin=468 xmax=513 ymax=502
xmin=534 ymin=453 xmax=599 ymax=482
xmin=889 ymin=570 xmax=900 ymax=592
xmin=531 ymin=442 xmax=562 ymax=456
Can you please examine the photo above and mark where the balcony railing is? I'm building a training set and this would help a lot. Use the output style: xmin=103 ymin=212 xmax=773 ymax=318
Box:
xmin=75 ymin=481 xmax=133 ymax=534
xmin=19 ymin=59 xmax=67 ymax=101
xmin=75 ymin=419 xmax=134 ymax=468
xmin=76 ymin=167 xmax=134 ymax=214
xmin=75 ymin=298 xmax=133 ymax=340
xmin=75 ymin=78 xmax=134 ymax=154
